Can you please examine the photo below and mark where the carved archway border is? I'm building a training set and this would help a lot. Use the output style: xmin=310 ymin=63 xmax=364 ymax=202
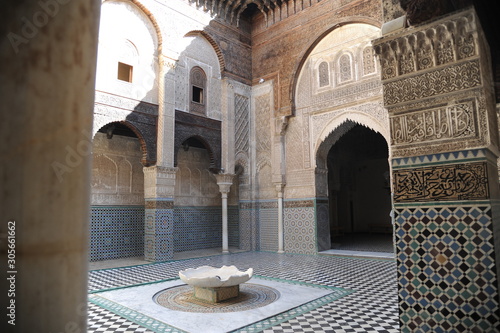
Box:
xmin=289 ymin=18 xmax=382 ymax=116
xmin=174 ymin=134 xmax=220 ymax=173
xmin=314 ymin=110 xmax=390 ymax=169
xmin=93 ymin=119 xmax=155 ymax=167
xmin=184 ymin=30 xmax=226 ymax=73
xmin=103 ymin=0 xmax=163 ymax=50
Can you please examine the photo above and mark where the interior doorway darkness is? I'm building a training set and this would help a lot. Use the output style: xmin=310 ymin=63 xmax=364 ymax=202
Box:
xmin=327 ymin=125 xmax=392 ymax=250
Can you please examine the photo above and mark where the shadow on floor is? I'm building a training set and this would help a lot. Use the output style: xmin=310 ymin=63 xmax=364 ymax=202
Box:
xmin=331 ymin=232 xmax=394 ymax=253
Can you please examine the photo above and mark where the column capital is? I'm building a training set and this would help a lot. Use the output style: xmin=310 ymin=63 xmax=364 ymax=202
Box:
xmin=214 ymin=173 xmax=235 ymax=194
xmin=143 ymin=165 xmax=178 ymax=177
xmin=275 ymin=115 xmax=289 ymax=136
xmin=274 ymin=182 xmax=286 ymax=197
xmin=159 ymin=54 xmax=178 ymax=70
xmin=143 ymin=166 xmax=178 ymax=199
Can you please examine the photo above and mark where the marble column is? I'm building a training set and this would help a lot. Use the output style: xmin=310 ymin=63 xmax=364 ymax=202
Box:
xmin=275 ymin=183 xmax=285 ymax=253
xmin=215 ymin=174 xmax=234 ymax=253
xmin=0 ymin=0 xmax=100 ymax=331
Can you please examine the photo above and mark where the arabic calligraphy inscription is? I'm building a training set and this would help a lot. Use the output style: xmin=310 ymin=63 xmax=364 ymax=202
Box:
xmin=391 ymin=100 xmax=476 ymax=146
xmin=394 ymin=162 xmax=489 ymax=202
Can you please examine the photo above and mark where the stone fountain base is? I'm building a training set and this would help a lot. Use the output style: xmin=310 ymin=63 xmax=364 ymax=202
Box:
xmin=179 ymin=265 xmax=253 ymax=304
xmin=194 ymin=285 xmax=239 ymax=303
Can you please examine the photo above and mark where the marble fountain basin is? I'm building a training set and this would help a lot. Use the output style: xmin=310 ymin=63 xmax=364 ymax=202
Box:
xmin=179 ymin=265 xmax=253 ymax=303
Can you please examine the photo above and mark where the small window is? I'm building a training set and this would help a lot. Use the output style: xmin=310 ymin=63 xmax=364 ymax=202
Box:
xmin=190 ymin=67 xmax=207 ymax=114
xmin=117 ymin=62 xmax=133 ymax=82
xmin=192 ymin=86 xmax=204 ymax=104
xmin=338 ymin=54 xmax=352 ymax=83
xmin=318 ymin=61 xmax=329 ymax=87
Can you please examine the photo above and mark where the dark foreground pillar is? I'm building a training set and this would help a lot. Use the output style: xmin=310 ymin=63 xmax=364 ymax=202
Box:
xmin=0 ymin=1 xmax=100 ymax=331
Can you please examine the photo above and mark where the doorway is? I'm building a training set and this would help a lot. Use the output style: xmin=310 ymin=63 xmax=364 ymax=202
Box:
xmin=327 ymin=124 xmax=392 ymax=252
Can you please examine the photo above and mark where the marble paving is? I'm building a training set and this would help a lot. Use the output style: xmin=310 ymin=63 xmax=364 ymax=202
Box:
xmin=88 ymin=251 xmax=399 ymax=332
xmin=91 ymin=276 xmax=351 ymax=333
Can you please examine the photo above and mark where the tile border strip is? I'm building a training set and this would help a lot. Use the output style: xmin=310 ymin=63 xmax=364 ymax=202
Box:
xmin=89 ymin=294 xmax=187 ymax=333
xmin=391 ymin=148 xmax=495 ymax=169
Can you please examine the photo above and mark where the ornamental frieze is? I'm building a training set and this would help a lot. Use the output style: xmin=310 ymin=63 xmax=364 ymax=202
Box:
xmin=95 ymin=90 xmax=159 ymax=115
xmin=393 ymin=162 xmax=489 ymax=202
xmin=391 ymin=100 xmax=476 ymax=146
xmin=374 ymin=9 xmax=478 ymax=80
xmin=383 ymin=60 xmax=481 ymax=106
xmin=310 ymin=79 xmax=382 ymax=111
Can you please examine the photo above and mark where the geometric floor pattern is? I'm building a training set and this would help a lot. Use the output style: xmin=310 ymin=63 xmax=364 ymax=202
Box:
xmin=88 ymin=251 xmax=399 ymax=332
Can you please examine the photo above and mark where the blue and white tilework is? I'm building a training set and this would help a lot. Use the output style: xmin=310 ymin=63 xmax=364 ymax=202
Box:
xmin=90 ymin=206 xmax=145 ymax=261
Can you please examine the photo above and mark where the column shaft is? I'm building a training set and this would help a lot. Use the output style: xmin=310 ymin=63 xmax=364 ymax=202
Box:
xmin=1 ymin=1 xmax=100 ymax=331
xmin=222 ymin=193 xmax=229 ymax=253
xmin=215 ymin=173 xmax=234 ymax=254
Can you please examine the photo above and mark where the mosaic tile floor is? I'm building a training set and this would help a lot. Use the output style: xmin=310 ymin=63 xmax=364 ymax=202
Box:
xmin=88 ymin=252 xmax=399 ymax=332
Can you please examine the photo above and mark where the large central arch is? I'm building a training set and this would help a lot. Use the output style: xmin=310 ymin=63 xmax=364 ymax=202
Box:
xmin=286 ymin=22 xmax=391 ymax=254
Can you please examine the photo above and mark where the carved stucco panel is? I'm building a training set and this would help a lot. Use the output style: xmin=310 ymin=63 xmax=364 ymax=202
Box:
xmin=286 ymin=115 xmax=304 ymax=172
xmin=209 ymin=76 xmax=222 ymax=120
xmin=91 ymin=132 xmax=145 ymax=205
xmin=234 ymin=94 xmax=250 ymax=156
xmin=374 ymin=9 xmax=478 ymax=82
xmin=252 ymin=82 xmax=274 ymax=200
xmin=389 ymin=92 xmax=492 ymax=158
xmin=390 ymin=99 xmax=477 ymax=146
xmin=308 ymin=79 xmax=383 ymax=112
xmin=174 ymin=63 xmax=188 ymax=111
xmin=95 ymin=91 xmax=158 ymax=115
xmin=303 ymin=110 xmax=312 ymax=169
xmin=255 ymin=93 xmax=272 ymax=155
xmin=383 ymin=60 xmax=481 ymax=106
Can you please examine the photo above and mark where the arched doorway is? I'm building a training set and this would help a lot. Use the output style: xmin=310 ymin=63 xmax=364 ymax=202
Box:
xmin=90 ymin=122 xmax=146 ymax=261
xmin=173 ymin=136 xmax=223 ymax=254
xmin=327 ymin=124 xmax=392 ymax=252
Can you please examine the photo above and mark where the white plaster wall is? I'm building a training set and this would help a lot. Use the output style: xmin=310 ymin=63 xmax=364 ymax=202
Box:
xmin=91 ymin=132 xmax=145 ymax=205
xmin=142 ymin=0 xmax=215 ymax=59
xmin=95 ymin=0 xmax=159 ymax=103
xmin=175 ymin=35 xmax=222 ymax=120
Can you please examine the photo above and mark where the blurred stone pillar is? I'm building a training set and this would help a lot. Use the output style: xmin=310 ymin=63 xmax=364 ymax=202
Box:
xmin=0 ymin=0 xmax=101 ymax=331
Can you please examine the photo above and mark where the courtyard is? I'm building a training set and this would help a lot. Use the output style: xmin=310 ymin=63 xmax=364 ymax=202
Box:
xmin=87 ymin=251 xmax=399 ymax=332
